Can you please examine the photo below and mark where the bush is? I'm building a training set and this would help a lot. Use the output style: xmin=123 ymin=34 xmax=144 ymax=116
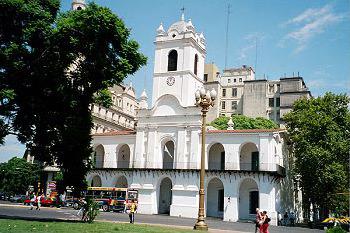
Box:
xmin=326 ymin=226 xmax=347 ymax=233
xmin=83 ymin=198 xmax=99 ymax=223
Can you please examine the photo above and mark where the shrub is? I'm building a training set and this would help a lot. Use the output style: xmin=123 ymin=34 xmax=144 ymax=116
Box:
xmin=326 ymin=226 xmax=347 ymax=233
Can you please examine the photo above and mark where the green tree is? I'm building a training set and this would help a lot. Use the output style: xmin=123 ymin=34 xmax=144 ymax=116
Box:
xmin=0 ymin=1 xmax=146 ymax=192
xmin=0 ymin=157 xmax=42 ymax=195
xmin=210 ymin=115 xmax=278 ymax=130
xmin=283 ymin=93 xmax=350 ymax=220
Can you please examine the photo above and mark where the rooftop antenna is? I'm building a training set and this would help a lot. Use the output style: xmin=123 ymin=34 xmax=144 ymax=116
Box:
xmin=224 ymin=3 xmax=231 ymax=69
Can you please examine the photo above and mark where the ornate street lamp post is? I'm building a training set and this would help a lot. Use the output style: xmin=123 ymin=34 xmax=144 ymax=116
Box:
xmin=194 ymin=87 xmax=217 ymax=231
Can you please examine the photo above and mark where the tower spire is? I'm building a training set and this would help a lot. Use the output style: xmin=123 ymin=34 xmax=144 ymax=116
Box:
xmin=181 ymin=6 xmax=185 ymax=21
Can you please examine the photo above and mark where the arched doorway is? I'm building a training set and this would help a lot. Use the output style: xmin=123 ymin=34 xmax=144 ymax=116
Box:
xmin=158 ymin=177 xmax=172 ymax=215
xmin=117 ymin=144 xmax=131 ymax=168
xmin=206 ymin=178 xmax=224 ymax=218
xmin=163 ymin=141 xmax=174 ymax=169
xmin=115 ymin=176 xmax=128 ymax=188
xmin=94 ymin=145 xmax=105 ymax=168
xmin=208 ymin=143 xmax=225 ymax=170
xmin=240 ymin=143 xmax=259 ymax=171
xmin=239 ymin=178 xmax=259 ymax=220
xmin=91 ymin=175 xmax=102 ymax=187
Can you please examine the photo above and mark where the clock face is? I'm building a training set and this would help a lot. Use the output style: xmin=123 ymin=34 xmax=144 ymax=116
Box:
xmin=166 ymin=76 xmax=175 ymax=86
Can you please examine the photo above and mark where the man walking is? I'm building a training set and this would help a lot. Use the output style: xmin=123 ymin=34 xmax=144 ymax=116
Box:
xmin=36 ymin=194 xmax=43 ymax=210
xmin=128 ymin=200 xmax=137 ymax=224
xmin=29 ymin=193 xmax=36 ymax=210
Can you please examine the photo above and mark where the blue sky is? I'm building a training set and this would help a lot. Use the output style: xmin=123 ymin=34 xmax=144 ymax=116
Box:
xmin=0 ymin=0 xmax=349 ymax=162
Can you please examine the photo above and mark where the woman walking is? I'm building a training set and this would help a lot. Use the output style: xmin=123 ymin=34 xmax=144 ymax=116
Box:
xmin=259 ymin=211 xmax=270 ymax=233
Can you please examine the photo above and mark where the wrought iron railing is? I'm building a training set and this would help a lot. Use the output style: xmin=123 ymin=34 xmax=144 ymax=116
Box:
xmin=99 ymin=161 xmax=286 ymax=175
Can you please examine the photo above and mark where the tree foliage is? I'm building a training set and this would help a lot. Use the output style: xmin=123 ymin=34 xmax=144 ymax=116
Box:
xmin=210 ymin=115 xmax=279 ymax=130
xmin=0 ymin=157 xmax=42 ymax=195
xmin=0 ymin=1 xmax=147 ymax=192
xmin=283 ymin=93 xmax=350 ymax=218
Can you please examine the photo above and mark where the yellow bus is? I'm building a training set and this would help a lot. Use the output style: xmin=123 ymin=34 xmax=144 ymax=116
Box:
xmin=85 ymin=187 xmax=138 ymax=212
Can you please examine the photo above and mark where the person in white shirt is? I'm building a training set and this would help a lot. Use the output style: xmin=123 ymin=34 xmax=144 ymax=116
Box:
xmin=30 ymin=193 xmax=36 ymax=210
xmin=36 ymin=194 xmax=43 ymax=210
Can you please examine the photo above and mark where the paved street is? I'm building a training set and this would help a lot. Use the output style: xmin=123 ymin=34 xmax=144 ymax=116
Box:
xmin=0 ymin=201 xmax=324 ymax=233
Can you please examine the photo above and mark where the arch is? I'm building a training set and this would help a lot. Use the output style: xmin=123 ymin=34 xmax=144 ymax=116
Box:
xmin=239 ymin=142 xmax=259 ymax=171
xmin=162 ymin=140 xmax=175 ymax=169
xmin=158 ymin=177 xmax=172 ymax=214
xmin=94 ymin=144 xmax=105 ymax=168
xmin=115 ymin=176 xmax=128 ymax=188
xmin=167 ymin=50 xmax=178 ymax=71
xmin=208 ymin=143 xmax=225 ymax=170
xmin=194 ymin=54 xmax=198 ymax=75
xmin=239 ymin=178 xmax=259 ymax=220
xmin=206 ymin=177 xmax=224 ymax=218
xmin=116 ymin=144 xmax=131 ymax=168
xmin=91 ymin=175 xmax=102 ymax=187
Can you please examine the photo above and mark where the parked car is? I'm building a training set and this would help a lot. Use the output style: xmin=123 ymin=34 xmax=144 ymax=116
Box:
xmin=23 ymin=196 xmax=56 ymax=207
xmin=0 ymin=192 xmax=10 ymax=201
xmin=9 ymin=195 xmax=27 ymax=203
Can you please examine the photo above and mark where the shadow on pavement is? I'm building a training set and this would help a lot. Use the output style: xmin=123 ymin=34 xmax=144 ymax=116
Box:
xmin=0 ymin=214 xmax=82 ymax=224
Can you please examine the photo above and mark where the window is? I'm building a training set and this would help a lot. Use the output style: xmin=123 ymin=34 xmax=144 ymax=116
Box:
xmin=228 ymin=79 xmax=231 ymax=83
xmin=204 ymin=74 xmax=208 ymax=82
xmin=221 ymin=101 xmax=226 ymax=110
xmin=231 ymin=101 xmax=237 ymax=110
xmin=239 ymin=78 xmax=242 ymax=82
xmin=269 ymin=111 xmax=274 ymax=120
xmin=232 ymin=88 xmax=237 ymax=97
xmin=222 ymin=89 xmax=226 ymax=97
xmin=276 ymin=98 xmax=280 ymax=107
xmin=269 ymin=98 xmax=274 ymax=107
xmin=234 ymin=78 xmax=236 ymax=82
xmin=167 ymin=50 xmax=178 ymax=71
xmin=194 ymin=54 xmax=198 ymax=75
xmin=277 ymin=110 xmax=280 ymax=121
xmin=269 ymin=85 xmax=274 ymax=93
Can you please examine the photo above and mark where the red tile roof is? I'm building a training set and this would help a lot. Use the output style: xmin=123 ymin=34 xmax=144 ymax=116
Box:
xmin=93 ymin=130 xmax=136 ymax=136
xmin=207 ymin=129 xmax=285 ymax=134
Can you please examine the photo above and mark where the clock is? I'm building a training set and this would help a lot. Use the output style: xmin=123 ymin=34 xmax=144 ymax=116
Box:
xmin=166 ymin=76 xmax=175 ymax=86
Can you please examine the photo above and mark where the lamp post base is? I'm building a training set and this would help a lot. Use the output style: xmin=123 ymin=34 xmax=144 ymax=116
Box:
xmin=194 ymin=219 xmax=208 ymax=231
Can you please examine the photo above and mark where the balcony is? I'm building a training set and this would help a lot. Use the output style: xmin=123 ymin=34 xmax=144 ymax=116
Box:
xmin=99 ymin=161 xmax=286 ymax=177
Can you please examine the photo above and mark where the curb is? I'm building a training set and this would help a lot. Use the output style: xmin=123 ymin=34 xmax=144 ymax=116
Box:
xmin=95 ymin=219 xmax=249 ymax=233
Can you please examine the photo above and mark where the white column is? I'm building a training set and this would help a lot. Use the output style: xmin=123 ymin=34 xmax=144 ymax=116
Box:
xmin=259 ymin=134 xmax=271 ymax=171
xmin=225 ymin=144 xmax=240 ymax=170
xmin=103 ymin=144 xmax=116 ymax=168
xmin=189 ymin=128 xmax=200 ymax=169
xmin=134 ymin=129 xmax=145 ymax=168
xmin=176 ymin=127 xmax=186 ymax=169
xmin=146 ymin=127 xmax=158 ymax=168
xmin=259 ymin=180 xmax=277 ymax=225
xmin=223 ymin=179 xmax=239 ymax=221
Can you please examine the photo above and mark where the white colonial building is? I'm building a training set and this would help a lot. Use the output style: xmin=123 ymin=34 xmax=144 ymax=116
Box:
xmin=87 ymin=13 xmax=294 ymax=225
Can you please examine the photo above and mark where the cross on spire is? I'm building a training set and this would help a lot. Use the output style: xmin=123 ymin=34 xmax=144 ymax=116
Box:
xmin=181 ymin=6 xmax=185 ymax=21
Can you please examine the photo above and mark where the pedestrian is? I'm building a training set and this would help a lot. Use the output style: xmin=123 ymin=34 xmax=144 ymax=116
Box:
xmin=255 ymin=208 xmax=262 ymax=233
xmin=260 ymin=211 xmax=270 ymax=233
xmin=283 ymin=211 xmax=289 ymax=226
xmin=128 ymin=200 xmax=137 ymax=224
xmin=77 ymin=198 xmax=85 ymax=216
xmin=36 ymin=193 xmax=43 ymax=210
xmin=277 ymin=212 xmax=282 ymax=226
xmin=289 ymin=212 xmax=296 ymax=226
xmin=30 ymin=193 xmax=36 ymax=210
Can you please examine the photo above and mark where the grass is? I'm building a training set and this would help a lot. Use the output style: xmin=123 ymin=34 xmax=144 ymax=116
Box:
xmin=0 ymin=219 xmax=195 ymax=233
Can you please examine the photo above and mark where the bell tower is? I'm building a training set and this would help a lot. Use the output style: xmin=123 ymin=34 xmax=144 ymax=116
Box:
xmin=71 ymin=0 xmax=86 ymax=11
xmin=152 ymin=13 xmax=206 ymax=107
